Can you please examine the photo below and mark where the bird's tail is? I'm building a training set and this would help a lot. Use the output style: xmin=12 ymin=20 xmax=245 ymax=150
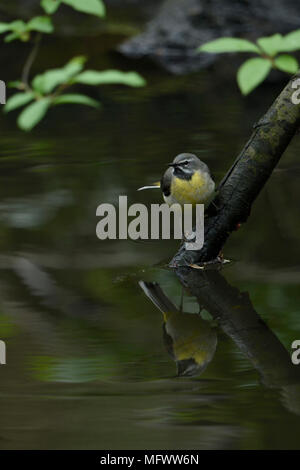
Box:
xmin=137 ymin=182 xmax=160 ymax=191
xmin=139 ymin=281 xmax=178 ymax=313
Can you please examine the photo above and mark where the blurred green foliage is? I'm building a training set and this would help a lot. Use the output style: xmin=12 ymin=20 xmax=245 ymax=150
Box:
xmin=41 ymin=0 xmax=105 ymax=17
xmin=0 ymin=16 xmax=53 ymax=42
xmin=2 ymin=0 xmax=146 ymax=131
xmin=198 ymin=32 xmax=300 ymax=94
xmin=5 ymin=57 xmax=145 ymax=131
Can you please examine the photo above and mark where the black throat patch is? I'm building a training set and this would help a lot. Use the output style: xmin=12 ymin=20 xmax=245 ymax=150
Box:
xmin=174 ymin=166 xmax=193 ymax=181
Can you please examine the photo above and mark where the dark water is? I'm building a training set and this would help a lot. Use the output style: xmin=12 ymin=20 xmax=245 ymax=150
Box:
xmin=0 ymin=38 xmax=300 ymax=449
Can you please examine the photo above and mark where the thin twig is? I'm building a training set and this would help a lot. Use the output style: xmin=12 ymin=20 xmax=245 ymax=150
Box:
xmin=51 ymin=82 xmax=72 ymax=100
xmin=21 ymin=33 xmax=42 ymax=88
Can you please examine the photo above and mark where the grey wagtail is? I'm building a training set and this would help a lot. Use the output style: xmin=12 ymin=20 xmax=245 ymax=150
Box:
xmin=139 ymin=280 xmax=217 ymax=377
xmin=138 ymin=153 xmax=215 ymax=207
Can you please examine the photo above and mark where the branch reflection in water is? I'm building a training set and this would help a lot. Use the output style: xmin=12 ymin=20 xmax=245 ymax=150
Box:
xmin=140 ymin=266 xmax=300 ymax=416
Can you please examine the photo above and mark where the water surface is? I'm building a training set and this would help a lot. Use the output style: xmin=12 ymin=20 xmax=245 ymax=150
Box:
xmin=0 ymin=41 xmax=300 ymax=449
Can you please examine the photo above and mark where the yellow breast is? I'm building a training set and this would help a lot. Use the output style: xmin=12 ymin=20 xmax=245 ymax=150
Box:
xmin=170 ymin=171 xmax=213 ymax=206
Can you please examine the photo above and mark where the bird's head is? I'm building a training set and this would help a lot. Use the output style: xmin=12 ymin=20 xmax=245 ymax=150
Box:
xmin=168 ymin=153 xmax=209 ymax=179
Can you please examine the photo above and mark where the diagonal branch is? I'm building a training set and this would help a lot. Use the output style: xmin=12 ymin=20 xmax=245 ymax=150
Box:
xmin=171 ymin=73 xmax=300 ymax=267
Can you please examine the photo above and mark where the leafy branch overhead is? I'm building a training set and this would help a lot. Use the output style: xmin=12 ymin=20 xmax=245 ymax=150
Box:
xmin=41 ymin=0 xmax=105 ymax=17
xmin=0 ymin=16 xmax=53 ymax=42
xmin=5 ymin=57 xmax=146 ymax=131
xmin=0 ymin=0 xmax=106 ymax=42
xmin=2 ymin=0 xmax=146 ymax=131
xmin=198 ymin=31 xmax=300 ymax=94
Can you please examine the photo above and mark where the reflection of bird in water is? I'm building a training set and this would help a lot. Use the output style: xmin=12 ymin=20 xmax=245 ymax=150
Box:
xmin=139 ymin=281 xmax=217 ymax=377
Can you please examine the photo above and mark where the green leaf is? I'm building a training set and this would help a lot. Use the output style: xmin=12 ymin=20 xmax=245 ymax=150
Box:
xmin=4 ymin=92 xmax=35 ymax=113
xmin=0 ymin=22 xmax=13 ymax=34
xmin=282 ymin=30 xmax=300 ymax=52
xmin=257 ymin=34 xmax=285 ymax=57
xmin=7 ymin=81 xmax=24 ymax=89
xmin=9 ymin=20 xmax=28 ymax=33
xmin=274 ymin=54 xmax=299 ymax=74
xmin=27 ymin=16 xmax=54 ymax=33
xmin=53 ymin=93 xmax=100 ymax=107
xmin=40 ymin=0 xmax=61 ymax=14
xmin=197 ymin=37 xmax=260 ymax=54
xmin=12 ymin=20 xmax=26 ymax=30
xmin=75 ymin=70 xmax=146 ymax=87
xmin=62 ymin=0 xmax=105 ymax=17
xmin=3 ymin=20 xmax=29 ymax=42
xmin=32 ymin=57 xmax=86 ymax=94
xmin=237 ymin=57 xmax=272 ymax=95
xmin=17 ymin=98 xmax=51 ymax=131
xmin=63 ymin=55 xmax=87 ymax=78
xmin=0 ymin=20 xmax=27 ymax=35
xmin=4 ymin=32 xmax=21 ymax=42
xmin=32 ymin=70 xmax=67 ymax=93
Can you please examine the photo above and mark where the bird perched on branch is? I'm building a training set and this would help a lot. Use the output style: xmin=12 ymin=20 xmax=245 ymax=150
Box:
xmin=138 ymin=153 xmax=215 ymax=207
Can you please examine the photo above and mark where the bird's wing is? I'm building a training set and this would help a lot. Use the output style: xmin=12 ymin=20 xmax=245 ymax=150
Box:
xmin=160 ymin=167 xmax=173 ymax=197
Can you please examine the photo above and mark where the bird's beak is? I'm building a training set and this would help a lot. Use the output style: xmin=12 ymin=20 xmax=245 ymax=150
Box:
xmin=168 ymin=163 xmax=177 ymax=168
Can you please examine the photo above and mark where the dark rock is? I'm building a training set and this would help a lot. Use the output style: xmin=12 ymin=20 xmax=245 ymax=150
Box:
xmin=119 ymin=0 xmax=300 ymax=74
xmin=106 ymin=0 xmax=162 ymax=18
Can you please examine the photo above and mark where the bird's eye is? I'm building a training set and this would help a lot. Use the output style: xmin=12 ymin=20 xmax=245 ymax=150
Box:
xmin=183 ymin=161 xmax=189 ymax=166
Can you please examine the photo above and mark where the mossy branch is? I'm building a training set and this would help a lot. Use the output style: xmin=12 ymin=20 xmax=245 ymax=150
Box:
xmin=171 ymin=73 xmax=300 ymax=267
